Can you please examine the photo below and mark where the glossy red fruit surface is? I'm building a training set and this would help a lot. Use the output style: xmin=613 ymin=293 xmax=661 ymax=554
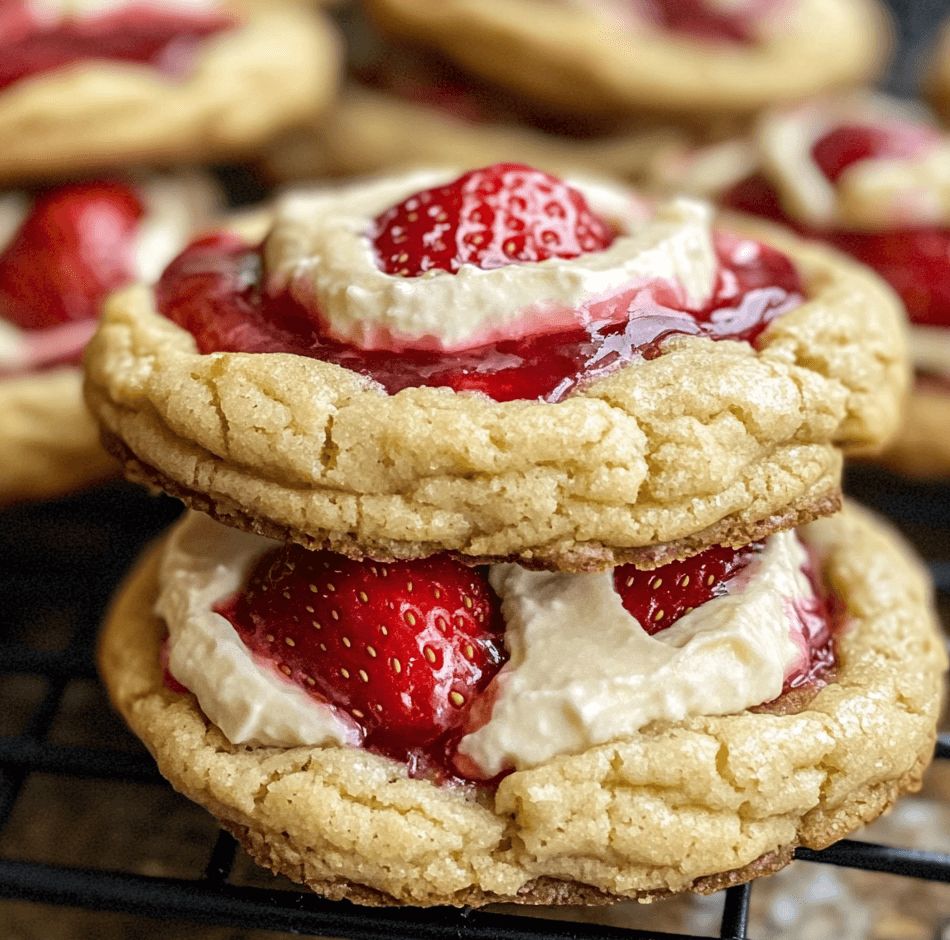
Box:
xmin=216 ymin=548 xmax=508 ymax=756
xmin=0 ymin=0 xmax=234 ymax=91
xmin=642 ymin=0 xmax=771 ymax=43
xmin=159 ymin=226 xmax=802 ymax=401
xmin=0 ymin=179 xmax=144 ymax=331
xmin=372 ymin=163 xmax=616 ymax=276
xmin=613 ymin=541 xmax=765 ymax=635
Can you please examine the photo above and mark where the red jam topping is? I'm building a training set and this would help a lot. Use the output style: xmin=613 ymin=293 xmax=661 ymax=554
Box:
xmin=0 ymin=1 xmax=234 ymax=92
xmin=723 ymin=122 xmax=950 ymax=327
xmin=641 ymin=0 xmax=776 ymax=44
xmin=157 ymin=228 xmax=803 ymax=403
xmin=0 ymin=179 xmax=144 ymax=376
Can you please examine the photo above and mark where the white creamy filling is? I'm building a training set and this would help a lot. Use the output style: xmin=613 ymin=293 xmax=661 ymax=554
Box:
xmin=155 ymin=512 xmax=362 ymax=749
xmin=910 ymin=324 xmax=950 ymax=382
xmin=460 ymin=531 xmax=809 ymax=775
xmin=758 ymin=92 xmax=949 ymax=229
xmin=158 ymin=513 xmax=815 ymax=774
xmin=264 ymin=169 xmax=718 ymax=353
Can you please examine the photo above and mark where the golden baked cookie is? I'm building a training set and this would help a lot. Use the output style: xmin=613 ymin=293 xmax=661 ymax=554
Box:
xmin=98 ymin=502 xmax=947 ymax=906
xmin=0 ymin=1 xmax=341 ymax=183
xmin=927 ymin=15 xmax=950 ymax=128
xmin=84 ymin=169 xmax=906 ymax=569
xmin=366 ymin=0 xmax=891 ymax=122
xmin=261 ymin=85 xmax=688 ymax=185
xmin=0 ymin=173 xmax=220 ymax=505
xmin=658 ymin=93 xmax=950 ymax=479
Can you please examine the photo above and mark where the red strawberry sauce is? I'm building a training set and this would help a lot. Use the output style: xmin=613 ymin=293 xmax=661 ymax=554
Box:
xmin=157 ymin=227 xmax=803 ymax=403
xmin=641 ymin=0 xmax=781 ymax=44
xmin=0 ymin=1 xmax=234 ymax=92
xmin=723 ymin=123 xmax=950 ymax=328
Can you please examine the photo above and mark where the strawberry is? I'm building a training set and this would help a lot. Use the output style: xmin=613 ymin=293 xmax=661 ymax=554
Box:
xmin=0 ymin=180 xmax=144 ymax=331
xmin=613 ymin=541 xmax=764 ymax=635
xmin=810 ymin=124 xmax=933 ymax=184
xmin=217 ymin=547 xmax=508 ymax=752
xmin=371 ymin=163 xmax=615 ymax=277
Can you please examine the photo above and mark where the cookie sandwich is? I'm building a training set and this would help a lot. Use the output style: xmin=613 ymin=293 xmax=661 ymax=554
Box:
xmin=664 ymin=93 xmax=950 ymax=477
xmin=0 ymin=172 xmax=218 ymax=504
xmin=0 ymin=0 xmax=340 ymax=184
xmin=365 ymin=0 xmax=891 ymax=125
xmin=89 ymin=165 xmax=944 ymax=906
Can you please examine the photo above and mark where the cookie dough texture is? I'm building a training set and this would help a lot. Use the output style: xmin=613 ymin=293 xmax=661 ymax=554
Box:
xmin=0 ymin=368 xmax=117 ymax=504
xmin=0 ymin=2 xmax=340 ymax=183
xmin=366 ymin=0 xmax=891 ymax=121
xmin=99 ymin=504 xmax=947 ymax=906
xmin=84 ymin=225 xmax=906 ymax=569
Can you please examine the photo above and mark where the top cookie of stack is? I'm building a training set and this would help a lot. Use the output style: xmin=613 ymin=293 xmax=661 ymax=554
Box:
xmin=84 ymin=162 xmax=906 ymax=570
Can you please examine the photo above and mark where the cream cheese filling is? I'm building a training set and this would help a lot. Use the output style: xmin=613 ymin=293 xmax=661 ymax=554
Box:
xmin=263 ymin=169 xmax=719 ymax=353
xmin=158 ymin=512 xmax=817 ymax=776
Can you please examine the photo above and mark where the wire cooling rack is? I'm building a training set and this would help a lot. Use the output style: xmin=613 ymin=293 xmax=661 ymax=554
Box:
xmin=0 ymin=472 xmax=947 ymax=939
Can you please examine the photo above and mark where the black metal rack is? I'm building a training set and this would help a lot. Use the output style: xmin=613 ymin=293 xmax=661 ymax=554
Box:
xmin=0 ymin=473 xmax=948 ymax=939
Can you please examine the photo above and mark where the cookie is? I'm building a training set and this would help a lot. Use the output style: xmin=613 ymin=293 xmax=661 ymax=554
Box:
xmin=0 ymin=173 xmax=220 ymax=505
xmin=0 ymin=0 xmax=340 ymax=183
xmin=98 ymin=502 xmax=947 ymax=907
xmin=261 ymin=85 xmax=688 ymax=186
xmin=366 ymin=0 xmax=891 ymax=122
xmin=84 ymin=168 xmax=906 ymax=569
xmin=662 ymin=92 xmax=950 ymax=477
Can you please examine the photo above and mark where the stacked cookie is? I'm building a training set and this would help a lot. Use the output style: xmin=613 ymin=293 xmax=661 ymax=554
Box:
xmin=88 ymin=163 xmax=946 ymax=906
xmin=0 ymin=0 xmax=340 ymax=504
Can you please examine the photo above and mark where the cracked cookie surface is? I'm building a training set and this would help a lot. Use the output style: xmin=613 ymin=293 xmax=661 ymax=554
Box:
xmin=98 ymin=502 xmax=947 ymax=906
xmin=85 ymin=213 xmax=904 ymax=569
xmin=0 ymin=2 xmax=340 ymax=183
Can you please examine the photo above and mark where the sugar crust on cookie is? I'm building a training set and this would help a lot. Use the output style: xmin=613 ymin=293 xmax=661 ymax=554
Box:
xmin=98 ymin=503 xmax=947 ymax=907
xmin=0 ymin=3 xmax=341 ymax=182
xmin=84 ymin=211 xmax=905 ymax=569
xmin=366 ymin=0 xmax=891 ymax=120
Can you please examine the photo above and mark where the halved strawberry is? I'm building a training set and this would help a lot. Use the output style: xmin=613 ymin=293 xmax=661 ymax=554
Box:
xmin=216 ymin=547 xmax=508 ymax=753
xmin=371 ymin=163 xmax=615 ymax=277
xmin=0 ymin=180 xmax=144 ymax=331
xmin=614 ymin=541 xmax=764 ymax=635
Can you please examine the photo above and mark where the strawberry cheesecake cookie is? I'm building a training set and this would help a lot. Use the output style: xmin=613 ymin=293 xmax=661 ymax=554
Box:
xmin=0 ymin=0 xmax=340 ymax=183
xmin=85 ymin=164 xmax=906 ymax=569
xmin=667 ymin=93 xmax=950 ymax=477
xmin=98 ymin=500 xmax=946 ymax=905
xmin=0 ymin=172 xmax=219 ymax=504
xmin=365 ymin=0 xmax=891 ymax=123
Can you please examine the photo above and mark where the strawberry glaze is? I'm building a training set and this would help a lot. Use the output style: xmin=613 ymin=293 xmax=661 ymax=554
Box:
xmin=640 ymin=0 xmax=779 ymax=43
xmin=723 ymin=123 xmax=950 ymax=327
xmin=0 ymin=1 xmax=234 ymax=92
xmin=157 ymin=228 xmax=803 ymax=403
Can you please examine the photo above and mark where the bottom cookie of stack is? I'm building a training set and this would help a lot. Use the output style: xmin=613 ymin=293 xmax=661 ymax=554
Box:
xmin=99 ymin=502 xmax=946 ymax=907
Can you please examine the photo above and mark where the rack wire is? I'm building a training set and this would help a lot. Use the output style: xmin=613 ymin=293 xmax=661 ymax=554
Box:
xmin=0 ymin=472 xmax=948 ymax=939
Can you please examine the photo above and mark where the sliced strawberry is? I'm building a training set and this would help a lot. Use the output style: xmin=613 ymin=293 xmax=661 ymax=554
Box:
xmin=0 ymin=180 xmax=144 ymax=331
xmin=371 ymin=163 xmax=615 ymax=277
xmin=810 ymin=123 xmax=936 ymax=183
xmin=216 ymin=547 xmax=508 ymax=753
xmin=643 ymin=0 xmax=767 ymax=43
xmin=613 ymin=541 xmax=764 ymax=635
